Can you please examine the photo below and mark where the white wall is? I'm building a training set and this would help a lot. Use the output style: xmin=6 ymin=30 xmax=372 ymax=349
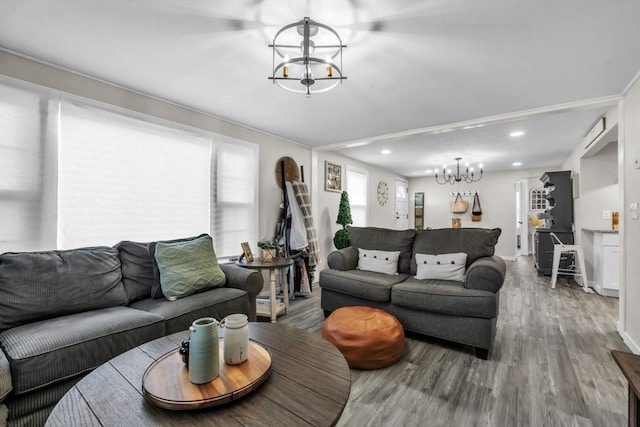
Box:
xmin=620 ymin=74 xmax=640 ymax=353
xmin=313 ymin=151 xmax=407 ymax=271
xmin=561 ymin=106 xmax=620 ymax=288
xmin=408 ymin=168 xmax=548 ymax=260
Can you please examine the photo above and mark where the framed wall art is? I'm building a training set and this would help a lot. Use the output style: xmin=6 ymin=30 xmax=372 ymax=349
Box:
xmin=240 ymin=242 xmax=253 ymax=262
xmin=325 ymin=161 xmax=342 ymax=192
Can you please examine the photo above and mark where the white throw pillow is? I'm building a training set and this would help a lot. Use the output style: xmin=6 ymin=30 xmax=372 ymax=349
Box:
xmin=357 ymin=249 xmax=401 ymax=275
xmin=415 ymin=253 xmax=467 ymax=282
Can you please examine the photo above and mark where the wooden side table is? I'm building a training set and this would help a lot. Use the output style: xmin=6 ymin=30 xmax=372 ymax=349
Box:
xmin=612 ymin=350 xmax=640 ymax=427
xmin=237 ymin=257 xmax=293 ymax=323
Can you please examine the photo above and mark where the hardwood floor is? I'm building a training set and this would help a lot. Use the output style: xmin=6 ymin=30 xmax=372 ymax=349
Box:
xmin=275 ymin=256 xmax=630 ymax=426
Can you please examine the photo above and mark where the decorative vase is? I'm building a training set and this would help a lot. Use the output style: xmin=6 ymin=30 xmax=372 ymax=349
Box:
xmin=220 ymin=313 xmax=249 ymax=365
xmin=259 ymin=248 xmax=275 ymax=262
xmin=188 ymin=317 xmax=219 ymax=384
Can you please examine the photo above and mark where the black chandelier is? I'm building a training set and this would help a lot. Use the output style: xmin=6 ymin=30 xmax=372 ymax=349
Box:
xmin=269 ymin=17 xmax=347 ymax=96
xmin=435 ymin=157 xmax=483 ymax=185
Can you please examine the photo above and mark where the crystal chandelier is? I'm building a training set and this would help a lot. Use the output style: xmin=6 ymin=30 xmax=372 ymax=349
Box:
xmin=269 ymin=17 xmax=347 ymax=96
xmin=435 ymin=157 xmax=483 ymax=185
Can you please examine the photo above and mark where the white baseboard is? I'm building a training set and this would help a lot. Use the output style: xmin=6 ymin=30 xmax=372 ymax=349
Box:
xmin=619 ymin=328 xmax=640 ymax=354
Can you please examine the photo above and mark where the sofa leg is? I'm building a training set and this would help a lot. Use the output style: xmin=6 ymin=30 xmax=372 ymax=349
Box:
xmin=323 ymin=310 xmax=332 ymax=318
xmin=475 ymin=347 xmax=489 ymax=360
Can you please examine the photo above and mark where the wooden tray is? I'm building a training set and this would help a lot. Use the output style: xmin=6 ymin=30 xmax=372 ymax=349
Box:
xmin=142 ymin=339 xmax=271 ymax=410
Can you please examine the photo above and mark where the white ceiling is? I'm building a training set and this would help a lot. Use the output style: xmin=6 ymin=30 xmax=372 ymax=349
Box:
xmin=1 ymin=0 xmax=638 ymax=177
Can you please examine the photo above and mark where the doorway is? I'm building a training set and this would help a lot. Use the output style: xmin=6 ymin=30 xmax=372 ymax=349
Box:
xmin=515 ymin=179 xmax=529 ymax=256
xmin=395 ymin=179 xmax=409 ymax=230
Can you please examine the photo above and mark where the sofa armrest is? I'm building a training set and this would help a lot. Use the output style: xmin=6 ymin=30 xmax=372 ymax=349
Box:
xmin=327 ymin=247 xmax=359 ymax=271
xmin=464 ymin=256 xmax=506 ymax=293
xmin=0 ymin=349 xmax=11 ymax=404
xmin=220 ymin=263 xmax=264 ymax=322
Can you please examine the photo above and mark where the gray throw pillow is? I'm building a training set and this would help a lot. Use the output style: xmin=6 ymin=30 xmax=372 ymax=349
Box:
xmin=0 ymin=247 xmax=128 ymax=331
xmin=114 ymin=240 xmax=154 ymax=303
xmin=0 ymin=350 xmax=11 ymax=403
xmin=154 ymin=235 xmax=226 ymax=301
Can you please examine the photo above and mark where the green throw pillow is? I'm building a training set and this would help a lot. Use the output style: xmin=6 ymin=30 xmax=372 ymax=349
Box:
xmin=154 ymin=235 xmax=226 ymax=301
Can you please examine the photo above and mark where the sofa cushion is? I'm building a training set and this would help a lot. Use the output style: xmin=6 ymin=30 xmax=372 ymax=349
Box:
xmin=154 ymin=235 xmax=226 ymax=301
xmin=0 ymin=306 xmax=165 ymax=395
xmin=319 ymin=269 xmax=409 ymax=303
xmin=410 ymin=228 xmax=501 ymax=274
xmin=150 ymin=234 xmax=209 ymax=299
xmin=0 ymin=350 xmax=10 ymax=403
xmin=348 ymin=226 xmax=416 ymax=274
xmin=130 ymin=287 xmax=249 ymax=334
xmin=415 ymin=252 xmax=467 ymax=281
xmin=392 ymin=277 xmax=497 ymax=319
xmin=114 ymin=240 xmax=155 ymax=303
xmin=0 ymin=247 xmax=128 ymax=331
xmin=357 ymin=249 xmax=401 ymax=275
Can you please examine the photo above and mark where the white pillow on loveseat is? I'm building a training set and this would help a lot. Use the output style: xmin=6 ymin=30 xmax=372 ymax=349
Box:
xmin=357 ymin=249 xmax=401 ymax=275
xmin=415 ymin=252 xmax=467 ymax=282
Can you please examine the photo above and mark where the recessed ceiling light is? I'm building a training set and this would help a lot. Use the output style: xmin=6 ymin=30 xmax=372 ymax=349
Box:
xmin=512 ymin=162 xmax=522 ymax=166
xmin=425 ymin=169 xmax=433 ymax=174
xmin=510 ymin=131 xmax=525 ymax=137
xmin=381 ymin=149 xmax=391 ymax=155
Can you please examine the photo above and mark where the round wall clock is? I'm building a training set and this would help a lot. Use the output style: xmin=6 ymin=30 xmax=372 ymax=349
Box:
xmin=377 ymin=181 xmax=389 ymax=206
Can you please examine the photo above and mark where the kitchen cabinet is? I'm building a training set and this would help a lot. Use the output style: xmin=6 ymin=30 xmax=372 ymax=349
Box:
xmin=591 ymin=231 xmax=620 ymax=297
xmin=535 ymin=171 xmax=573 ymax=275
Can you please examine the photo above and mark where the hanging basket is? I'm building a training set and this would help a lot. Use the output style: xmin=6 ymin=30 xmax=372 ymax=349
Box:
xmin=471 ymin=193 xmax=482 ymax=222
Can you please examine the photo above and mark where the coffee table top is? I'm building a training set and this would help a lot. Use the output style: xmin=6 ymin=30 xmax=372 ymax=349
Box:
xmin=46 ymin=323 xmax=351 ymax=427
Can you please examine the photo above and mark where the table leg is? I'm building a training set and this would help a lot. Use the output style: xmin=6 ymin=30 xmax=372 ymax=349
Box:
xmin=269 ymin=269 xmax=277 ymax=323
xmin=630 ymin=384 xmax=639 ymax=427
xmin=284 ymin=265 xmax=291 ymax=313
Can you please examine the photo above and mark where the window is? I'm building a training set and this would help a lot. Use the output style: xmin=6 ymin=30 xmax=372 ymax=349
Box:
xmin=530 ymin=186 xmax=548 ymax=211
xmin=0 ymin=79 xmax=258 ymax=258
xmin=58 ymin=101 xmax=212 ymax=249
xmin=0 ymin=84 xmax=58 ymax=252
xmin=346 ymin=166 xmax=368 ymax=226
xmin=212 ymin=141 xmax=259 ymax=258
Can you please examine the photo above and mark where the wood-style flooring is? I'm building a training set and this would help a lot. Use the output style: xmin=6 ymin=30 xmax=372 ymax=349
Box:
xmin=274 ymin=256 xmax=630 ymax=427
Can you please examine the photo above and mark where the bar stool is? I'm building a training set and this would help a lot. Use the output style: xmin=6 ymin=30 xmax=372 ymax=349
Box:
xmin=549 ymin=232 xmax=593 ymax=293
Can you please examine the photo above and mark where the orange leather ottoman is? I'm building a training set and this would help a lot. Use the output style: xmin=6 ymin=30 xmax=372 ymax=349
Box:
xmin=321 ymin=306 xmax=404 ymax=369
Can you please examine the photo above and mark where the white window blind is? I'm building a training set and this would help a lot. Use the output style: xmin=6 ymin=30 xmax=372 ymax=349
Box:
xmin=346 ymin=166 xmax=368 ymax=226
xmin=58 ymin=101 xmax=212 ymax=249
xmin=212 ymin=141 xmax=259 ymax=258
xmin=0 ymin=83 xmax=58 ymax=252
xmin=0 ymin=79 xmax=259 ymax=256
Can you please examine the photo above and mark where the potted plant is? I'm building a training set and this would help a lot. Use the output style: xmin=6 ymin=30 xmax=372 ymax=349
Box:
xmin=333 ymin=191 xmax=353 ymax=249
xmin=257 ymin=238 xmax=280 ymax=262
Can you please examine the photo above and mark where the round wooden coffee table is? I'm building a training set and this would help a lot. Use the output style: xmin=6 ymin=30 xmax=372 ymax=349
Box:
xmin=45 ymin=323 xmax=350 ymax=426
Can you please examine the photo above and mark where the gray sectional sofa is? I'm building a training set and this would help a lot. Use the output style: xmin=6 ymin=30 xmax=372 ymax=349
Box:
xmin=0 ymin=235 xmax=263 ymax=427
xmin=319 ymin=226 xmax=506 ymax=359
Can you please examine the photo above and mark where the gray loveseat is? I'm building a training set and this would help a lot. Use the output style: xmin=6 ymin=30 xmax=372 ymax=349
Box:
xmin=319 ymin=226 xmax=506 ymax=359
xmin=0 ymin=235 xmax=263 ymax=427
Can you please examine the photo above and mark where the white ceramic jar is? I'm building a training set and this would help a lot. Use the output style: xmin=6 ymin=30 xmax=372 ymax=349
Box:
xmin=220 ymin=313 xmax=249 ymax=365
xmin=188 ymin=317 xmax=219 ymax=384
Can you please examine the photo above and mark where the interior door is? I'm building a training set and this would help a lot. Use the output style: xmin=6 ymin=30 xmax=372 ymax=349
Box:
xmin=395 ymin=179 xmax=409 ymax=230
